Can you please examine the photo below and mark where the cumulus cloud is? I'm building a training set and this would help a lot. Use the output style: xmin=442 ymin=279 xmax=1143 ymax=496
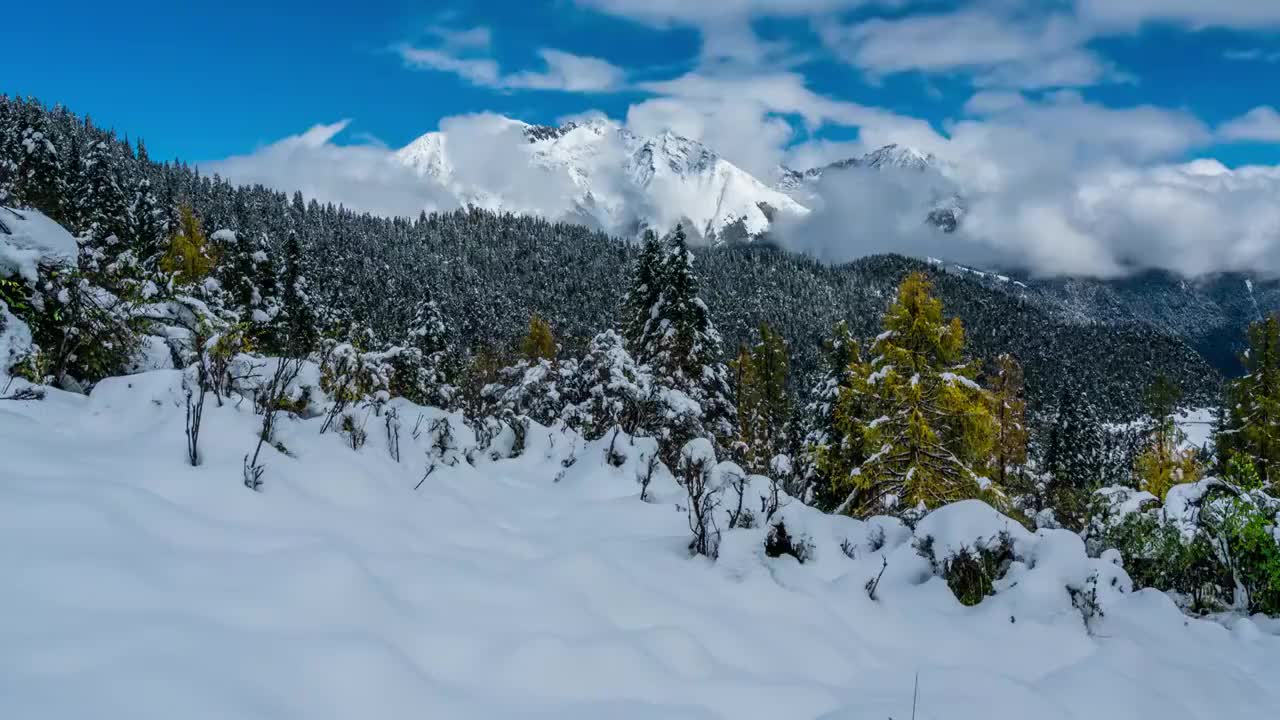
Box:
xmin=1074 ymin=0 xmax=1280 ymax=30
xmin=398 ymin=26 xmax=625 ymax=92
xmin=776 ymin=93 xmax=1280 ymax=277
xmin=203 ymin=121 xmax=452 ymax=219
xmin=631 ymin=70 xmax=949 ymax=176
xmin=816 ymin=8 xmax=1135 ymax=90
xmin=1219 ymin=106 xmax=1280 ymax=143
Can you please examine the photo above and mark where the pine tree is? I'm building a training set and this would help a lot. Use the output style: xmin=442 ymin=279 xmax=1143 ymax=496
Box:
xmin=1218 ymin=314 xmax=1280 ymax=491
xmin=82 ymin=139 xmax=130 ymax=246
xmin=128 ymin=175 xmax=166 ymax=285
xmin=630 ymin=225 xmax=736 ymax=456
xmin=828 ymin=272 xmax=997 ymax=517
xmin=387 ymin=291 xmax=455 ymax=408
xmin=562 ymin=330 xmax=653 ymax=440
xmin=272 ymin=229 xmax=318 ymax=357
xmin=622 ymin=230 xmax=662 ymax=349
xmin=732 ymin=323 xmax=790 ymax=474
xmin=989 ymin=353 xmax=1028 ymax=491
xmin=802 ymin=320 xmax=863 ymax=507
xmin=218 ymin=228 xmax=259 ymax=325
xmin=12 ymin=106 xmax=64 ymax=218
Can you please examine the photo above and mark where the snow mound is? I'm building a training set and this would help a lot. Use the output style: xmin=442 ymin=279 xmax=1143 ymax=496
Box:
xmin=1 ymin=370 xmax=1279 ymax=719
xmin=0 ymin=206 xmax=78 ymax=282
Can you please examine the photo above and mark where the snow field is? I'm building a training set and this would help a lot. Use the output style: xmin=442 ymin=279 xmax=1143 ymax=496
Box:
xmin=1 ymin=369 xmax=1279 ymax=719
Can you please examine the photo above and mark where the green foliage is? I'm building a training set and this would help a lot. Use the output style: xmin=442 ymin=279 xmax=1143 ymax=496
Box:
xmin=1214 ymin=498 xmax=1280 ymax=616
xmin=159 ymin=205 xmax=217 ymax=288
xmin=1218 ymin=314 xmax=1280 ymax=491
xmin=1098 ymin=512 xmax=1229 ymax=614
xmin=17 ymin=262 xmax=140 ymax=388
xmin=915 ymin=532 xmax=1016 ymax=607
xmin=1 ymin=273 xmax=32 ymax=318
xmin=1225 ymin=453 xmax=1265 ymax=492
xmin=732 ymin=323 xmax=791 ymax=474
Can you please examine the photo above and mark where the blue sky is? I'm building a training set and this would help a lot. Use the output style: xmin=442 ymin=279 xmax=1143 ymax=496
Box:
xmin=4 ymin=0 xmax=1279 ymax=169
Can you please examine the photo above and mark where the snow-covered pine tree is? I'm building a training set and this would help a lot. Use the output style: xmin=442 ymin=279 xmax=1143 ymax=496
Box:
xmin=81 ymin=139 xmax=132 ymax=272
xmin=622 ymin=230 xmax=662 ymax=350
xmin=127 ymin=174 xmax=166 ymax=290
xmin=386 ymin=291 xmax=455 ymax=408
xmin=629 ymin=225 xmax=736 ymax=459
xmin=484 ymin=314 xmax=575 ymax=426
xmin=11 ymin=105 xmax=64 ymax=219
xmin=801 ymin=320 xmax=863 ymax=508
xmin=830 ymin=272 xmax=998 ymax=518
xmin=271 ymin=229 xmax=318 ymax=357
xmin=562 ymin=329 xmax=654 ymax=440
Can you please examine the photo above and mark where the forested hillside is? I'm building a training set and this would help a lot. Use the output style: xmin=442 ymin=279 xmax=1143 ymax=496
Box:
xmin=0 ymin=96 xmax=1219 ymax=421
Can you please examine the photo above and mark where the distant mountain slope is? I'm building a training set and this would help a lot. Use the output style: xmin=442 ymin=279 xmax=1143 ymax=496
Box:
xmin=933 ymin=260 xmax=1278 ymax=374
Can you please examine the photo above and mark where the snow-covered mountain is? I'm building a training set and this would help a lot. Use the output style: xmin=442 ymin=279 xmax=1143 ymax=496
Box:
xmin=778 ymin=145 xmax=965 ymax=232
xmin=396 ymin=117 xmax=807 ymax=243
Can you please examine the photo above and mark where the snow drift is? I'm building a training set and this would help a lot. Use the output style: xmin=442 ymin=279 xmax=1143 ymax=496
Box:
xmin=2 ymin=360 xmax=1279 ymax=719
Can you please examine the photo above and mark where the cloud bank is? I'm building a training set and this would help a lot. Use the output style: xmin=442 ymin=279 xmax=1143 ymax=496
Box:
xmin=204 ymin=92 xmax=1280 ymax=280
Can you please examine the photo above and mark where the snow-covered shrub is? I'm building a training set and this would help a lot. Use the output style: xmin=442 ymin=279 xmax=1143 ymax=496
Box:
xmin=918 ymin=531 xmax=1016 ymax=607
xmin=13 ymin=262 xmax=140 ymax=389
xmin=1091 ymin=479 xmax=1280 ymax=615
xmin=764 ymin=519 xmax=813 ymax=564
xmin=384 ymin=344 xmax=454 ymax=409
xmin=679 ymin=438 xmax=722 ymax=559
xmin=484 ymin=358 xmax=575 ymax=428
xmin=318 ymin=340 xmax=391 ymax=433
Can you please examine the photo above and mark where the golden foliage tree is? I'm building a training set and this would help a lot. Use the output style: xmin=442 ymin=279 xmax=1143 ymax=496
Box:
xmin=520 ymin=314 xmax=556 ymax=362
xmin=989 ymin=353 xmax=1029 ymax=490
xmin=825 ymin=272 xmax=998 ymax=517
xmin=1136 ymin=375 xmax=1200 ymax=501
xmin=159 ymin=204 xmax=217 ymax=287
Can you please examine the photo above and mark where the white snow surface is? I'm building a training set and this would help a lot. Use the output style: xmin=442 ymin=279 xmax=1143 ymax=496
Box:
xmin=396 ymin=117 xmax=806 ymax=242
xmin=0 ymin=206 xmax=79 ymax=281
xmin=2 ymin=371 xmax=1279 ymax=719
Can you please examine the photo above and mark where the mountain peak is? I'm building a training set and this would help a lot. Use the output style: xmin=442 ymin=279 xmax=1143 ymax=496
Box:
xmin=394 ymin=116 xmax=804 ymax=242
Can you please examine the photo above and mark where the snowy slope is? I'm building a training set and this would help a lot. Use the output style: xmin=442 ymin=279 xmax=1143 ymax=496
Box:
xmin=396 ymin=118 xmax=807 ymax=242
xmin=2 ymin=366 xmax=1279 ymax=719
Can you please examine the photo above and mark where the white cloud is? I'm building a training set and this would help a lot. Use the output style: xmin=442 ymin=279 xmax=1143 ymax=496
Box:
xmin=398 ymin=27 xmax=625 ymax=93
xmin=1074 ymin=0 xmax=1280 ymax=30
xmin=1219 ymin=106 xmax=1280 ymax=143
xmin=203 ymin=121 xmax=453 ymax=219
xmin=1224 ymin=48 xmax=1280 ymax=63
xmin=771 ymin=93 xmax=1280 ymax=278
xmin=963 ymin=90 xmax=1027 ymax=115
xmin=818 ymin=9 xmax=1124 ymax=89
xmin=573 ymin=0 xmax=879 ymax=26
xmin=628 ymin=70 xmax=947 ymax=177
